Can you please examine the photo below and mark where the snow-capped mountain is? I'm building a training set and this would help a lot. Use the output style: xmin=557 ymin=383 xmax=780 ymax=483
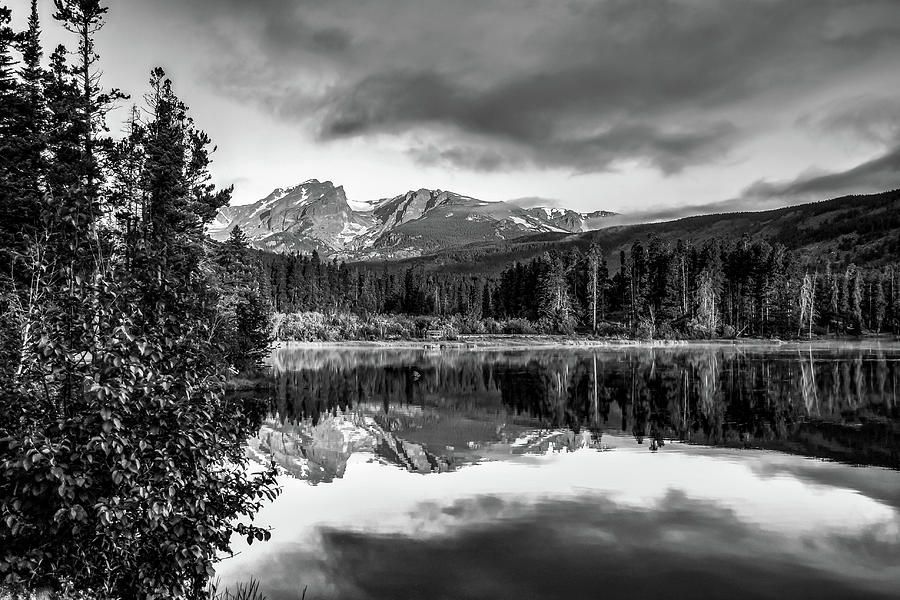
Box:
xmin=207 ymin=180 xmax=374 ymax=254
xmin=207 ymin=180 xmax=616 ymax=258
xmin=523 ymin=207 xmax=618 ymax=233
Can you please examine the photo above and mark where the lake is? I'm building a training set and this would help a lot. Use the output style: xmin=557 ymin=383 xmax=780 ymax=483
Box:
xmin=217 ymin=342 xmax=900 ymax=600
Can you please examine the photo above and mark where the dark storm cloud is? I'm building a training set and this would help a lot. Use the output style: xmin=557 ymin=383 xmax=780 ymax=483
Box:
xmin=743 ymin=143 xmax=900 ymax=200
xmin=397 ymin=104 xmax=737 ymax=173
xmin=605 ymin=142 xmax=900 ymax=224
xmin=156 ymin=0 xmax=900 ymax=176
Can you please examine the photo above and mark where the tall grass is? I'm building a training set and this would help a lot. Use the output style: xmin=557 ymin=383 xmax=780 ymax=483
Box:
xmin=206 ymin=578 xmax=308 ymax=600
xmin=207 ymin=578 xmax=265 ymax=600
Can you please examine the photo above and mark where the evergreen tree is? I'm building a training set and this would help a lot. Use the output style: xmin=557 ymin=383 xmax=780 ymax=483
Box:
xmin=694 ymin=270 xmax=719 ymax=337
xmin=214 ymin=226 xmax=272 ymax=371
xmin=890 ymin=267 xmax=899 ymax=334
xmin=871 ymin=271 xmax=886 ymax=333
xmin=827 ymin=263 xmax=840 ymax=334
xmin=481 ymin=284 xmax=493 ymax=318
xmin=0 ymin=5 xmax=41 ymax=273
xmin=798 ymin=271 xmax=816 ymax=339
xmin=849 ymin=268 xmax=863 ymax=334
xmin=587 ymin=242 xmax=601 ymax=332
xmin=538 ymin=253 xmax=575 ymax=333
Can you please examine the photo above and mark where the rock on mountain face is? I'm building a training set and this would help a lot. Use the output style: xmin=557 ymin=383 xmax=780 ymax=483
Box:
xmin=208 ymin=181 xmax=615 ymax=258
xmin=207 ymin=180 xmax=374 ymax=254
xmin=358 ymin=189 xmax=596 ymax=259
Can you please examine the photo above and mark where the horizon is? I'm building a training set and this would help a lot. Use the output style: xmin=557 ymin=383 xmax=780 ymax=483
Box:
xmin=11 ymin=0 xmax=900 ymax=217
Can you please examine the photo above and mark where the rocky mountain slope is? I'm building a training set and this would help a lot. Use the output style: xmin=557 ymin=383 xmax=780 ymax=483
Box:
xmin=207 ymin=180 xmax=374 ymax=254
xmin=523 ymin=207 xmax=617 ymax=233
xmin=207 ymin=180 xmax=615 ymax=258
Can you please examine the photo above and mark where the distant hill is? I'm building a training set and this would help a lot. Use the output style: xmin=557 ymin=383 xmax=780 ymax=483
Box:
xmin=377 ymin=189 xmax=900 ymax=274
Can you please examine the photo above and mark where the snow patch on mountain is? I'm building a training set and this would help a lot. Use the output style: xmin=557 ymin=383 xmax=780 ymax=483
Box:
xmin=208 ymin=180 xmax=616 ymax=259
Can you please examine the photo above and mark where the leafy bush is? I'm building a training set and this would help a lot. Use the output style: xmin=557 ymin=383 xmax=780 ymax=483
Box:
xmin=634 ymin=318 xmax=655 ymax=341
xmin=1 ymin=274 xmax=280 ymax=599
xmin=500 ymin=318 xmax=539 ymax=335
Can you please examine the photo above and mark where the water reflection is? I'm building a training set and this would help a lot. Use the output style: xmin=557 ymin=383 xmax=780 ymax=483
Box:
xmin=217 ymin=344 xmax=900 ymax=600
xmin=252 ymin=344 xmax=899 ymax=478
xmin=221 ymin=439 xmax=900 ymax=600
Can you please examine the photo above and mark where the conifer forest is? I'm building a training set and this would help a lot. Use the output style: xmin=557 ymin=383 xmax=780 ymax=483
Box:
xmin=258 ymin=239 xmax=900 ymax=340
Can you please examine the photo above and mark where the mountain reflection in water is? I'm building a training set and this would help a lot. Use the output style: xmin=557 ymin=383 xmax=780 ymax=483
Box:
xmin=218 ymin=344 xmax=900 ymax=600
xmin=251 ymin=344 xmax=899 ymax=477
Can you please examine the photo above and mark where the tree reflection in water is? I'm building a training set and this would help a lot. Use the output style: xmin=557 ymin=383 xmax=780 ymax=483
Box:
xmin=245 ymin=345 xmax=899 ymax=480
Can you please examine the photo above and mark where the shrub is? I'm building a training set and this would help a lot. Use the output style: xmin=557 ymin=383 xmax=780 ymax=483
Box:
xmin=1 ymin=275 xmax=280 ymax=600
xmin=501 ymin=318 xmax=539 ymax=335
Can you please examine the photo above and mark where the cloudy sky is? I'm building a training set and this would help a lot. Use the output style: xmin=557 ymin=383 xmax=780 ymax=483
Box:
xmin=16 ymin=0 xmax=900 ymax=214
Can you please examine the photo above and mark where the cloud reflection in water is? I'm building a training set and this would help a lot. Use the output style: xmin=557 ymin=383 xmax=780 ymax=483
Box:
xmin=217 ymin=443 xmax=900 ymax=600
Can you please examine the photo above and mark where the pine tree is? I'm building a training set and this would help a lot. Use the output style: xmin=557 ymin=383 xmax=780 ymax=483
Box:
xmin=849 ymin=267 xmax=864 ymax=334
xmin=798 ymin=270 xmax=816 ymax=339
xmin=481 ymin=284 xmax=493 ymax=318
xmin=694 ymin=268 xmax=720 ymax=337
xmin=14 ymin=0 xmax=47 ymax=242
xmin=630 ymin=241 xmax=649 ymax=326
xmin=214 ymin=226 xmax=272 ymax=372
xmin=538 ymin=253 xmax=575 ymax=333
xmin=587 ymin=242 xmax=601 ymax=332
xmin=872 ymin=271 xmax=886 ymax=333
xmin=890 ymin=266 xmax=899 ymax=334
xmin=827 ymin=263 xmax=840 ymax=334
xmin=0 ymin=8 xmax=16 ymax=226
xmin=0 ymin=6 xmax=40 ymax=272
xmin=52 ymin=0 xmax=125 ymax=205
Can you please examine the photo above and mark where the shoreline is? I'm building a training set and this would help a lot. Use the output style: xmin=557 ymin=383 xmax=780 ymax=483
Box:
xmin=270 ymin=334 xmax=900 ymax=351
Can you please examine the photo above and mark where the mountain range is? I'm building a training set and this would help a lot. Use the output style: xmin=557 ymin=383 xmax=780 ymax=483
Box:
xmin=207 ymin=179 xmax=615 ymax=258
xmin=208 ymin=179 xmax=900 ymax=269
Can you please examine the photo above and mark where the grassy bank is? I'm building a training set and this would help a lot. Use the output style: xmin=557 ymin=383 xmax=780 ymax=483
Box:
xmin=270 ymin=311 xmax=900 ymax=345
xmin=271 ymin=311 xmax=630 ymax=342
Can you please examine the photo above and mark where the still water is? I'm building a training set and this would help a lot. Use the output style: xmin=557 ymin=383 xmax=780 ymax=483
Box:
xmin=219 ymin=343 xmax=900 ymax=599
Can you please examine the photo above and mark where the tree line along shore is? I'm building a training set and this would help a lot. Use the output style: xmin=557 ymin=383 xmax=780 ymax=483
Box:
xmin=256 ymin=238 xmax=900 ymax=342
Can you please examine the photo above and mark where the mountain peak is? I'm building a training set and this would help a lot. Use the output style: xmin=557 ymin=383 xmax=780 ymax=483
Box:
xmin=209 ymin=179 xmax=615 ymax=259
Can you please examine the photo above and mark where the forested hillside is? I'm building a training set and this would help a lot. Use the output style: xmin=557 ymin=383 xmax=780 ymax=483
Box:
xmin=384 ymin=189 xmax=900 ymax=275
